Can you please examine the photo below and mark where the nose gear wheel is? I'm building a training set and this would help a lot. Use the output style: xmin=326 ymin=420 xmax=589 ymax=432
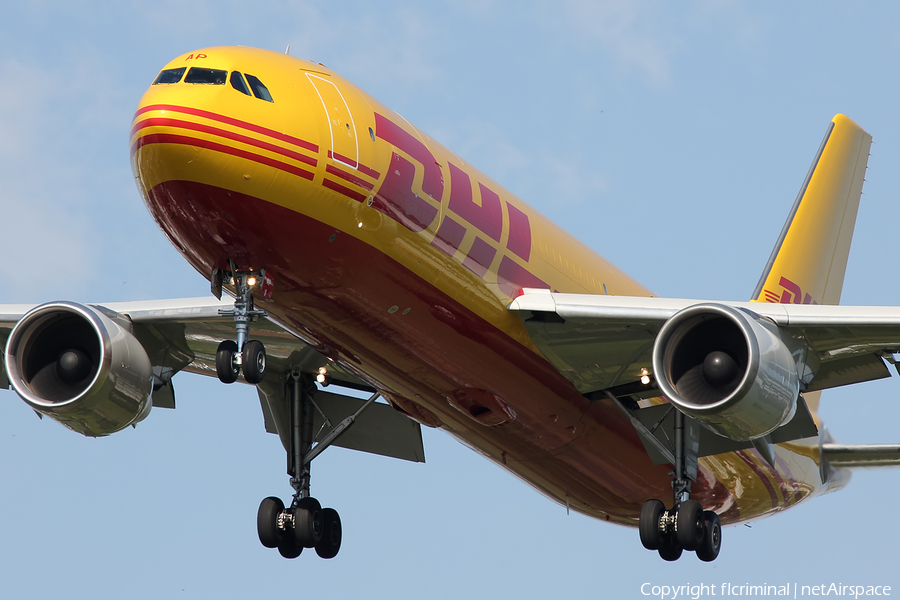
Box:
xmin=213 ymin=261 xmax=268 ymax=385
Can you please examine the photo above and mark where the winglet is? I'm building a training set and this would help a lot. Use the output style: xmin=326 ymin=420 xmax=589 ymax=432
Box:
xmin=751 ymin=114 xmax=872 ymax=306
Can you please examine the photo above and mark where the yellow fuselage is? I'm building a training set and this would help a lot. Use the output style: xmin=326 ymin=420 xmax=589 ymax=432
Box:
xmin=131 ymin=46 xmax=832 ymax=527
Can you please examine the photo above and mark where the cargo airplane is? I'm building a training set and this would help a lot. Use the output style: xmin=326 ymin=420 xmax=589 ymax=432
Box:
xmin=4 ymin=45 xmax=900 ymax=562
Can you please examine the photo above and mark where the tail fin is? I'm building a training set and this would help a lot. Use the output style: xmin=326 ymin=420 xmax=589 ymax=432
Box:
xmin=751 ymin=114 xmax=872 ymax=306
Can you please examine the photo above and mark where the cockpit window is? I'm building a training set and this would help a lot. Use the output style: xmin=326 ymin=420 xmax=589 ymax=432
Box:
xmin=150 ymin=67 xmax=271 ymax=101
xmin=230 ymin=71 xmax=251 ymax=96
xmin=184 ymin=67 xmax=227 ymax=85
xmin=153 ymin=67 xmax=186 ymax=85
xmin=245 ymin=74 xmax=274 ymax=102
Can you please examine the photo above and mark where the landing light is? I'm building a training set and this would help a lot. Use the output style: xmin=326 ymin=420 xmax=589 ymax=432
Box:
xmin=316 ymin=373 xmax=326 ymax=383
xmin=640 ymin=368 xmax=651 ymax=386
xmin=357 ymin=222 xmax=363 ymax=229
xmin=247 ymin=276 xmax=257 ymax=287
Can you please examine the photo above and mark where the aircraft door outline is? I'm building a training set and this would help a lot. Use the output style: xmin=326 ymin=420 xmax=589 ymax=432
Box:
xmin=306 ymin=73 xmax=359 ymax=169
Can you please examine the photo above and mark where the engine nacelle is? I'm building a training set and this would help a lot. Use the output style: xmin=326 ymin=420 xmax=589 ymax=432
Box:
xmin=651 ymin=303 xmax=799 ymax=442
xmin=5 ymin=302 xmax=153 ymax=437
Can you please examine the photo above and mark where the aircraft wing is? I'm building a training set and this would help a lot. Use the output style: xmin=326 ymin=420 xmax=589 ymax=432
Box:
xmin=0 ymin=298 xmax=424 ymax=463
xmin=509 ymin=288 xmax=900 ymax=469
xmin=508 ymin=288 xmax=900 ymax=395
xmin=0 ymin=297 xmax=371 ymax=396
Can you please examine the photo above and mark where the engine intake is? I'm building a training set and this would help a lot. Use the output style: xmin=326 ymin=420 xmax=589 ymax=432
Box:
xmin=5 ymin=302 xmax=153 ymax=437
xmin=651 ymin=303 xmax=799 ymax=441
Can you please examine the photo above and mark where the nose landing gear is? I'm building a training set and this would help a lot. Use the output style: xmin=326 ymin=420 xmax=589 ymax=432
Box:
xmin=214 ymin=262 xmax=268 ymax=385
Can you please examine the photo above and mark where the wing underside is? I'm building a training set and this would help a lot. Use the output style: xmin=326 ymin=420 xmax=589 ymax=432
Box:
xmin=0 ymin=297 xmax=424 ymax=463
xmin=509 ymin=289 xmax=900 ymax=394
xmin=509 ymin=289 xmax=900 ymax=469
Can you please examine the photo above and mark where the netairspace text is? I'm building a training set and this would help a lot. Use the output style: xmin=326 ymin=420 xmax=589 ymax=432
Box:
xmin=641 ymin=583 xmax=892 ymax=600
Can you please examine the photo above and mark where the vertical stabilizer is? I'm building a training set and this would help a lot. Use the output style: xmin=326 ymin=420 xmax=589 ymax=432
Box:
xmin=751 ymin=114 xmax=871 ymax=306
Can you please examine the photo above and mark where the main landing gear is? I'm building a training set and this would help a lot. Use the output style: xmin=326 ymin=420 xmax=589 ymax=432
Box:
xmin=256 ymin=372 xmax=345 ymax=559
xmin=211 ymin=262 xmax=351 ymax=559
xmin=638 ymin=409 xmax=722 ymax=562
xmin=215 ymin=263 xmax=268 ymax=385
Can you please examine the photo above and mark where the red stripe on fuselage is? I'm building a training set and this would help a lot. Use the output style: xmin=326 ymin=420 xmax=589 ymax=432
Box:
xmin=325 ymin=164 xmax=374 ymax=191
xmin=134 ymin=103 xmax=319 ymax=153
xmin=357 ymin=163 xmax=380 ymax=179
xmin=327 ymin=151 xmax=380 ymax=179
xmin=133 ymin=133 xmax=314 ymax=181
xmin=133 ymin=117 xmax=317 ymax=167
xmin=323 ymin=178 xmax=366 ymax=202
xmin=131 ymin=124 xmax=547 ymax=299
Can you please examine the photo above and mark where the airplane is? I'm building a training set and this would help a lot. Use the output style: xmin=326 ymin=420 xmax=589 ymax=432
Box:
xmin=3 ymin=44 xmax=900 ymax=562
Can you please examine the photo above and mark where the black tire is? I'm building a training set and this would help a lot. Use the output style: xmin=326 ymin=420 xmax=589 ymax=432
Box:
xmin=257 ymin=496 xmax=284 ymax=549
xmin=676 ymin=499 xmax=705 ymax=551
xmin=639 ymin=499 xmax=665 ymax=550
xmin=658 ymin=538 xmax=683 ymax=561
xmin=242 ymin=340 xmax=266 ymax=384
xmin=278 ymin=538 xmax=303 ymax=559
xmin=216 ymin=340 xmax=239 ymax=384
xmin=315 ymin=508 xmax=342 ymax=559
xmin=696 ymin=511 xmax=722 ymax=562
xmin=293 ymin=497 xmax=323 ymax=548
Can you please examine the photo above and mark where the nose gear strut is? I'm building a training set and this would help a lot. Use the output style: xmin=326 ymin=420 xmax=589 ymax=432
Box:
xmin=213 ymin=261 xmax=268 ymax=385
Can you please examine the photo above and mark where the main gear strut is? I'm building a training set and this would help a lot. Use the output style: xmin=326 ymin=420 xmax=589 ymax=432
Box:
xmin=604 ymin=389 xmax=722 ymax=562
xmin=256 ymin=371 xmax=378 ymax=559
xmin=638 ymin=409 xmax=722 ymax=562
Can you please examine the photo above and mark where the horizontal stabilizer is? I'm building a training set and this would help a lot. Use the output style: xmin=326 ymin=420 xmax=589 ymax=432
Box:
xmin=821 ymin=443 xmax=900 ymax=468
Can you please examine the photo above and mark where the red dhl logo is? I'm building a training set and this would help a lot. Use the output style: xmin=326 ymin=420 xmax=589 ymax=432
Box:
xmin=763 ymin=276 xmax=819 ymax=305
xmin=132 ymin=105 xmax=549 ymax=298
xmin=372 ymin=113 xmax=546 ymax=297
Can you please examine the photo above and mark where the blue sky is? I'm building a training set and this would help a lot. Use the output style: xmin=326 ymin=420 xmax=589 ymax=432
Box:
xmin=1 ymin=2 xmax=899 ymax=598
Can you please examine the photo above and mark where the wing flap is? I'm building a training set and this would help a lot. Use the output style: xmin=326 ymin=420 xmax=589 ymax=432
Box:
xmin=630 ymin=395 xmax=820 ymax=465
xmin=312 ymin=391 xmax=425 ymax=463
xmin=256 ymin=384 xmax=425 ymax=464
xmin=804 ymin=353 xmax=890 ymax=391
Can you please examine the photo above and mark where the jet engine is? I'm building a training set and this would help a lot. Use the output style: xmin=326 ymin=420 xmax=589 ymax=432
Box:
xmin=5 ymin=302 xmax=153 ymax=437
xmin=651 ymin=303 xmax=799 ymax=442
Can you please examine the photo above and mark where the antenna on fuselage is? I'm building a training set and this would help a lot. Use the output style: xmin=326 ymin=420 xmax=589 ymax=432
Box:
xmin=284 ymin=44 xmax=290 ymax=55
